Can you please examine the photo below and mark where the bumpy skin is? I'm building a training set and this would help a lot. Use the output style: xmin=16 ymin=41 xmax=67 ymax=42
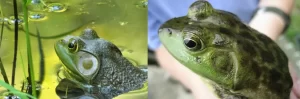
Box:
xmin=54 ymin=28 xmax=147 ymax=99
xmin=158 ymin=1 xmax=293 ymax=99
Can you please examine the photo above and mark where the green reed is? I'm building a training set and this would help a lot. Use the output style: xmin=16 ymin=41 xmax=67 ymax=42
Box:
xmin=0 ymin=80 xmax=36 ymax=99
xmin=0 ymin=4 xmax=9 ymax=84
xmin=12 ymin=0 xmax=19 ymax=88
xmin=22 ymin=0 xmax=37 ymax=97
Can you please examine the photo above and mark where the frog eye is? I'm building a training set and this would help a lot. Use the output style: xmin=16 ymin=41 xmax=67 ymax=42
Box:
xmin=68 ymin=38 xmax=78 ymax=52
xmin=183 ymin=35 xmax=203 ymax=50
xmin=188 ymin=1 xmax=213 ymax=20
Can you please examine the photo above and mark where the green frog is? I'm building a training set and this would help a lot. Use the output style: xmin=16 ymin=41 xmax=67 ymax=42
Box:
xmin=54 ymin=28 xmax=147 ymax=99
xmin=158 ymin=1 xmax=293 ymax=99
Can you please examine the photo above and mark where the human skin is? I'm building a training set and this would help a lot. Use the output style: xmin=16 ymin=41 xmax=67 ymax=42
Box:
xmin=155 ymin=0 xmax=299 ymax=99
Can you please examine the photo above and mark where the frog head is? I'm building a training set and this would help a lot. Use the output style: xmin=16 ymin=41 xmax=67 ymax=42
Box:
xmin=54 ymin=28 xmax=122 ymax=84
xmin=158 ymin=0 xmax=243 ymax=89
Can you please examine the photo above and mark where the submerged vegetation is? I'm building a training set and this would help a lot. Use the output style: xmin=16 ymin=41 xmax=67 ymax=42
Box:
xmin=12 ymin=0 xmax=20 ymax=88
xmin=22 ymin=0 xmax=37 ymax=97
xmin=0 ymin=80 xmax=36 ymax=99
xmin=0 ymin=0 xmax=43 ymax=98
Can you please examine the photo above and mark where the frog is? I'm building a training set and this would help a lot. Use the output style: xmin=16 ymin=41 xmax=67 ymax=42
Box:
xmin=158 ymin=1 xmax=293 ymax=99
xmin=54 ymin=28 xmax=147 ymax=99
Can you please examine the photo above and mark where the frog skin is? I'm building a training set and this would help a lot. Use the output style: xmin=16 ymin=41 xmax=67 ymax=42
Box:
xmin=54 ymin=28 xmax=147 ymax=99
xmin=158 ymin=1 xmax=293 ymax=99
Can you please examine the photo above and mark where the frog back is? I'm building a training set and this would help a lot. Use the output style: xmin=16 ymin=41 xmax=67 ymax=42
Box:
xmin=230 ymin=23 xmax=293 ymax=98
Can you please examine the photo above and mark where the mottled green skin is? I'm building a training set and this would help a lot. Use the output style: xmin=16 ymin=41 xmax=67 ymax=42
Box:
xmin=54 ymin=28 xmax=147 ymax=99
xmin=158 ymin=1 xmax=293 ymax=99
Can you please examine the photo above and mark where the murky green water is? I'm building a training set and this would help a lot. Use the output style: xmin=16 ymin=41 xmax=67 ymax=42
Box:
xmin=0 ymin=0 xmax=148 ymax=99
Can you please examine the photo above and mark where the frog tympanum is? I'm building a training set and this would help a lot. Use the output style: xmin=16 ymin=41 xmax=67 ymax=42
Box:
xmin=158 ymin=1 xmax=293 ymax=99
xmin=54 ymin=28 xmax=147 ymax=99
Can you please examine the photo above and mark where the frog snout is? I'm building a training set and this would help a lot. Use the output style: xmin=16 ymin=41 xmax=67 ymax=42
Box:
xmin=159 ymin=28 xmax=174 ymax=36
xmin=57 ymin=39 xmax=67 ymax=45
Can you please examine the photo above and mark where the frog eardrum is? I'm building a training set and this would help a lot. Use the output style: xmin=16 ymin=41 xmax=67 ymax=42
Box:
xmin=76 ymin=51 xmax=99 ymax=79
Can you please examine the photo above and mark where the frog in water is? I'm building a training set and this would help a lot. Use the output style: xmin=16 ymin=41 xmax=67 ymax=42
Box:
xmin=54 ymin=28 xmax=147 ymax=99
xmin=158 ymin=1 xmax=293 ymax=99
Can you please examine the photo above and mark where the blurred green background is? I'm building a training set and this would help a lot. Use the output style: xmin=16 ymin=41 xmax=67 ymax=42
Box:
xmin=286 ymin=0 xmax=300 ymax=45
xmin=279 ymin=0 xmax=300 ymax=77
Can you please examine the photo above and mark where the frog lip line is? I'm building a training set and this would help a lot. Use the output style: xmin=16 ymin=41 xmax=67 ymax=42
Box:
xmin=54 ymin=42 xmax=83 ymax=78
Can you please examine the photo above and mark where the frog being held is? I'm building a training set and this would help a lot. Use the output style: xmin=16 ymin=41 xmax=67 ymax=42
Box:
xmin=158 ymin=1 xmax=293 ymax=99
xmin=54 ymin=28 xmax=147 ymax=99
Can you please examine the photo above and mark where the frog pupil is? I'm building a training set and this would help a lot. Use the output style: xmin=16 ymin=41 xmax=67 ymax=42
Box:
xmin=184 ymin=39 xmax=197 ymax=48
xmin=68 ymin=43 xmax=75 ymax=48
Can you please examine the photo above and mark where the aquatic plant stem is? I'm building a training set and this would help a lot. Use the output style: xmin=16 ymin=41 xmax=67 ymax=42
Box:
xmin=0 ymin=58 xmax=9 ymax=84
xmin=19 ymin=48 xmax=28 ymax=80
xmin=0 ymin=5 xmax=5 ymax=48
xmin=0 ymin=5 xmax=9 ymax=84
xmin=22 ymin=0 xmax=37 ymax=97
xmin=0 ymin=80 xmax=37 ymax=99
xmin=11 ymin=0 xmax=19 ymax=87
xmin=36 ymin=27 xmax=45 ymax=83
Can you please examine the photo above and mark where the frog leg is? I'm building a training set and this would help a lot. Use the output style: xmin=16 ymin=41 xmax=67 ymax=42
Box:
xmin=55 ymin=78 xmax=85 ymax=98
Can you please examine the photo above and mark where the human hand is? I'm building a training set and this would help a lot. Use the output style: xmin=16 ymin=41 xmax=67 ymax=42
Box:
xmin=289 ymin=63 xmax=300 ymax=99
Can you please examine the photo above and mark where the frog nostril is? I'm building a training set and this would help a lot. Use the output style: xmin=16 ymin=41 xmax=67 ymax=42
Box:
xmin=60 ymin=39 xmax=66 ymax=44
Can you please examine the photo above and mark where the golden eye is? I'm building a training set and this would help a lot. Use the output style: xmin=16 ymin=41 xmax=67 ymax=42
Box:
xmin=183 ymin=34 xmax=204 ymax=51
xmin=68 ymin=38 xmax=78 ymax=52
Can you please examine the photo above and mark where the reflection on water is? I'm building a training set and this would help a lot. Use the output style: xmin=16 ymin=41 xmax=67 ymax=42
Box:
xmin=0 ymin=0 xmax=147 ymax=99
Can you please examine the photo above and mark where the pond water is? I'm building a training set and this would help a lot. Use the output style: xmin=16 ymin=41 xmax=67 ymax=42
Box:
xmin=0 ymin=0 xmax=148 ymax=99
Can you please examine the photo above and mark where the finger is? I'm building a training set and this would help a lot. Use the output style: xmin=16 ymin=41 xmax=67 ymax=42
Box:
xmin=292 ymin=81 xmax=300 ymax=98
xmin=288 ymin=62 xmax=300 ymax=98
xmin=290 ymin=91 xmax=298 ymax=99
